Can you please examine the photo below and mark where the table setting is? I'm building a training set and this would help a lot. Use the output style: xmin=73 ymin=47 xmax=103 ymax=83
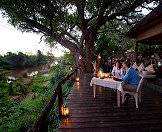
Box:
xmin=90 ymin=70 xmax=123 ymax=107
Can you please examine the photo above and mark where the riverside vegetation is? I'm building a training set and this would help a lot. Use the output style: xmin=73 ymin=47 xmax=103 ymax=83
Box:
xmin=0 ymin=52 xmax=75 ymax=132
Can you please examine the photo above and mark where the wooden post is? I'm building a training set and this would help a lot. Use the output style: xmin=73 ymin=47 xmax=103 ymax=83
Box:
xmin=58 ymin=85 xmax=63 ymax=119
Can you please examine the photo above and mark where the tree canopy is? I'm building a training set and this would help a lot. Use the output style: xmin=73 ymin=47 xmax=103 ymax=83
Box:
xmin=95 ymin=20 xmax=134 ymax=56
xmin=0 ymin=51 xmax=49 ymax=69
xmin=0 ymin=0 xmax=159 ymax=72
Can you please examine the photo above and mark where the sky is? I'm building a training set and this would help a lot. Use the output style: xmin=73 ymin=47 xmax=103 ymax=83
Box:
xmin=0 ymin=14 xmax=66 ymax=57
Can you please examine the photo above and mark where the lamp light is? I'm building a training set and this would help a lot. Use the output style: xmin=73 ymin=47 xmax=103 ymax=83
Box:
xmin=61 ymin=104 xmax=70 ymax=118
xmin=76 ymin=77 xmax=79 ymax=82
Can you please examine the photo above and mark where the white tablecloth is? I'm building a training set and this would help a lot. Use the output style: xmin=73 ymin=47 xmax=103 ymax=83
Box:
xmin=90 ymin=77 xmax=123 ymax=107
xmin=90 ymin=77 xmax=122 ymax=91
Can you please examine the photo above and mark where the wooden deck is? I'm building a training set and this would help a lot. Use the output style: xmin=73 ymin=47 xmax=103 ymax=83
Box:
xmin=58 ymin=74 xmax=162 ymax=132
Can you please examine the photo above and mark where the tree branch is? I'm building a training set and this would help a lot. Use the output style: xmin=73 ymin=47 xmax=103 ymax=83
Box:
xmin=63 ymin=30 xmax=79 ymax=45
xmin=96 ymin=0 xmax=151 ymax=30
xmin=24 ymin=18 xmax=79 ymax=53
xmin=76 ymin=0 xmax=87 ymax=30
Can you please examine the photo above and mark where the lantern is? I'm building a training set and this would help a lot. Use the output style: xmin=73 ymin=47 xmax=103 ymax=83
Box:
xmin=76 ymin=77 xmax=79 ymax=82
xmin=61 ymin=104 xmax=70 ymax=118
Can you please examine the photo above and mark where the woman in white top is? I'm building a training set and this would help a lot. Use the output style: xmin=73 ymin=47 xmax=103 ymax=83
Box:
xmin=112 ymin=60 xmax=125 ymax=79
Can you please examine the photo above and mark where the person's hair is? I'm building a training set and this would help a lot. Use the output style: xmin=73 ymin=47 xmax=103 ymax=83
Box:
xmin=115 ymin=60 xmax=122 ymax=69
xmin=123 ymin=60 xmax=131 ymax=68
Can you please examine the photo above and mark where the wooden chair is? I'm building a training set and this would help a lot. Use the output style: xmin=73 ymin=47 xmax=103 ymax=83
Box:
xmin=121 ymin=77 xmax=144 ymax=108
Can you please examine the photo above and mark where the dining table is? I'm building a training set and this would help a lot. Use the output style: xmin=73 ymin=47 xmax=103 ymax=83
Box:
xmin=90 ymin=77 xmax=123 ymax=107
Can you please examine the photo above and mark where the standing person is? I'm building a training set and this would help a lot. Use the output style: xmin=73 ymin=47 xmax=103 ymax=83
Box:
xmin=111 ymin=60 xmax=124 ymax=79
xmin=107 ymin=57 xmax=112 ymax=71
xmin=92 ymin=61 xmax=97 ymax=75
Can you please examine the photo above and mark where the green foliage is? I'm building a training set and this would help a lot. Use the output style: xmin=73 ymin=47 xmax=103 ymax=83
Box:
xmin=37 ymin=50 xmax=47 ymax=65
xmin=0 ymin=72 xmax=52 ymax=131
xmin=0 ymin=94 xmax=46 ymax=132
xmin=0 ymin=78 xmax=28 ymax=98
xmin=0 ymin=0 xmax=156 ymax=34
xmin=0 ymin=52 xmax=74 ymax=132
xmin=0 ymin=51 xmax=49 ymax=69
xmin=96 ymin=20 xmax=135 ymax=57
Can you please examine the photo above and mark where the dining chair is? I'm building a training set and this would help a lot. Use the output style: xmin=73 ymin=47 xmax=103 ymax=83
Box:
xmin=121 ymin=77 xmax=144 ymax=108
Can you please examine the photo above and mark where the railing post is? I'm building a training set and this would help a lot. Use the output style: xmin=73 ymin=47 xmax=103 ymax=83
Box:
xmin=58 ymin=85 xmax=63 ymax=119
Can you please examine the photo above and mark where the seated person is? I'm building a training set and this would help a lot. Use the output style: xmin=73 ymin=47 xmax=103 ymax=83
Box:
xmin=122 ymin=60 xmax=141 ymax=92
xmin=112 ymin=60 xmax=125 ymax=79
xmin=101 ymin=61 xmax=111 ymax=73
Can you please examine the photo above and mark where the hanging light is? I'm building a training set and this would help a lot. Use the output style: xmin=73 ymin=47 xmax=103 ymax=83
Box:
xmin=79 ymin=55 xmax=82 ymax=60
xmin=158 ymin=61 xmax=162 ymax=67
xmin=98 ymin=54 xmax=101 ymax=59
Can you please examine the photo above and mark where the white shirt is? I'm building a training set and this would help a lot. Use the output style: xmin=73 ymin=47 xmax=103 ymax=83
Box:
xmin=112 ymin=66 xmax=124 ymax=79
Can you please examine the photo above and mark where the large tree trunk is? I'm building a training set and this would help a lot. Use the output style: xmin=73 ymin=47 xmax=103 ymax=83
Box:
xmin=83 ymin=31 xmax=96 ymax=73
xmin=73 ymin=31 xmax=96 ymax=74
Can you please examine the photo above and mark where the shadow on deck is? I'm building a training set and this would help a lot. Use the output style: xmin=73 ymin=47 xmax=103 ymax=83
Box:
xmin=58 ymin=74 xmax=162 ymax=132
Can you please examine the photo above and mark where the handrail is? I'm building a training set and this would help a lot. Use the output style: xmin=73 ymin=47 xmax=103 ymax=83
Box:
xmin=27 ymin=70 xmax=77 ymax=132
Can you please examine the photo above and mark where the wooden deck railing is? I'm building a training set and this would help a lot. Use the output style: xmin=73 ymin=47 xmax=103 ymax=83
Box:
xmin=27 ymin=69 xmax=77 ymax=132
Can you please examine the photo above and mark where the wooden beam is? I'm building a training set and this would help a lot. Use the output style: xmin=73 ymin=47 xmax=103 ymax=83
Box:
xmin=136 ymin=21 xmax=162 ymax=41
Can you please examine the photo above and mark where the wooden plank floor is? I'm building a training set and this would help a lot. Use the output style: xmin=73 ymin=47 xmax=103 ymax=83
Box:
xmin=58 ymin=74 xmax=162 ymax=132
